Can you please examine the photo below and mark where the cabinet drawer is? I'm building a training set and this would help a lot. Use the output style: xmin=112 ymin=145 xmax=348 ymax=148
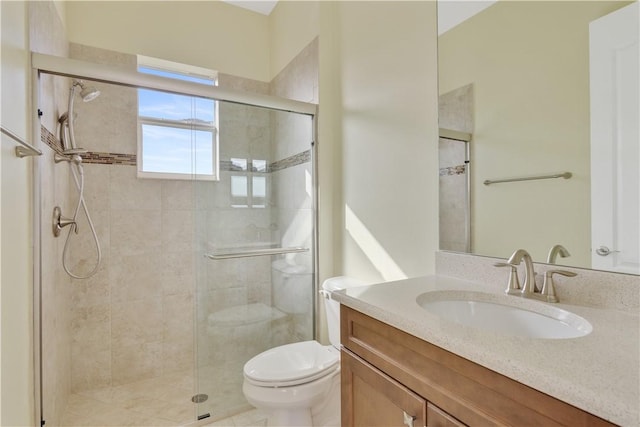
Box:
xmin=342 ymin=349 xmax=427 ymax=427
xmin=341 ymin=305 xmax=615 ymax=427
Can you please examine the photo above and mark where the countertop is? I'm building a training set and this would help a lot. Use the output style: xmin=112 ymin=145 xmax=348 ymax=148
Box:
xmin=333 ymin=275 xmax=640 ymax=426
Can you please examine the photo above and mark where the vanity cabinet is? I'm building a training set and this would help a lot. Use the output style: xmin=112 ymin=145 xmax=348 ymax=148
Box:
xmin=340 ymin=306 xmax=615 ymax=427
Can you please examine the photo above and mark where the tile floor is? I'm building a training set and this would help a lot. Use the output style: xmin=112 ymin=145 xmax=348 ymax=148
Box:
xmin=60 ymin=369 xmax=266 ymax=427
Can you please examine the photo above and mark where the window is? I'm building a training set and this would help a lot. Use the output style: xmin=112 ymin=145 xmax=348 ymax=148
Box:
xmin=137 ymin=55 xmax=218 ymax=180
xmin=230 ymin=158 xmax=267 ymax=208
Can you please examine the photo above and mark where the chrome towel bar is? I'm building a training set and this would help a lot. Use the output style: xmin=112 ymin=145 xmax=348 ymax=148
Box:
xmin=1 ymin=125 xmax=43 ymax=158
xmin=484 ymin=172 xmax=572 ymax=186
xmin=206 ymin=246 xmax=309 ymax=260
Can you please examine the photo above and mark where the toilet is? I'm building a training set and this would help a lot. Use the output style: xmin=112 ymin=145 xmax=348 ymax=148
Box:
xmin=242 ymin=276 xmax=366 ymax=427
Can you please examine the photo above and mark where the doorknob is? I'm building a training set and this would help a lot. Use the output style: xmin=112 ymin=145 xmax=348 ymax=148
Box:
xmin=595 ymin=246 xmax=620 ymax=256
xmin=403 ymin=411 xmax=416 ymax=427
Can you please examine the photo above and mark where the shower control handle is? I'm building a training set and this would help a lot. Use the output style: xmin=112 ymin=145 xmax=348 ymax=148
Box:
xmin=53 ymin=206 xmax=77 ymax=237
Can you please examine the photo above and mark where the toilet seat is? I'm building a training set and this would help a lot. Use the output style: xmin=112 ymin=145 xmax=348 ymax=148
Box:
xmin=244 ymin=341 xmax=339 ymax=387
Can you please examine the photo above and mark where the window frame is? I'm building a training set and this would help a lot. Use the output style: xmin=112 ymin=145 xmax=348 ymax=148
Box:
xmin=136 ymin=55 xmax=219 ymax=181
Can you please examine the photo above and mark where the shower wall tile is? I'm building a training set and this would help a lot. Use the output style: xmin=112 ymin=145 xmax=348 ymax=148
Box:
xmin=162 ymin=338 xmax=194 ymax=375
xmin=110 ymin=210 xmax=162 ymax=256
xmin=163 ymin=293 xmax=194 ymax=342
xmin=162 ymin=210 xmax=194 ymax=253
xmin=111 ymin=297 xmax=163 ymax=348
xmin=109 ymin=253 xmax=163 ymax=302
xmin=81 ymin=163 xmax=111 ymax=212
xmin=162 ymin=180 xmax=193 ymax=210
xmin=439 ymin=84 xmax=473 ymax=253
xmin=112 ymin=342 xmax=163 ymax=386
xmin=70 ymin=263 xmax=111 ymax=308
xmin=71 ymin=304 xmax=111 ymax=353
xmin=110 ymin=166 xmax=162 ymax=211
xmin=71 ymin=347 xmax=112 ymax=392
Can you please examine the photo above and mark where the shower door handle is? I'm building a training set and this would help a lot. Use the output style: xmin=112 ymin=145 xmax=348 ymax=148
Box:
xmin=205 ymin=246 xmax=308 ymax=260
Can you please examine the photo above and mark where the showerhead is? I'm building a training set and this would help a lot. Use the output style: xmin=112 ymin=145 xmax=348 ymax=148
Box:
xmin=73 ymin=80 xmax=101 ymax=102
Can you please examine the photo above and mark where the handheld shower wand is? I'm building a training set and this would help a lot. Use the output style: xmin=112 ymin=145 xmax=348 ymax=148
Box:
xmin=55 ymin=79 xmax=102 ymax=279
xmin=59 ymin=80 xmax=100 ymax=152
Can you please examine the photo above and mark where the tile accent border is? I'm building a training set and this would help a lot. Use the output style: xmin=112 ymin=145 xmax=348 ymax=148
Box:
xmin=439 ymin=164 xmax=466 ymax=176
xmin=269 ymin=149 xmax=311 ymax=173
xmin=42 ymin=125 xmax=309 ymax=172
xmin=81 ymin=152 xmax=137 ymax=166
xmin=41 ymin=125 xmax=63 ymax=152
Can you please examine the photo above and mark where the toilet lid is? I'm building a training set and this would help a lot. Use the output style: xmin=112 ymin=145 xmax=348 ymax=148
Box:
xmin=243 ymin=341 xmax=339 ymax=387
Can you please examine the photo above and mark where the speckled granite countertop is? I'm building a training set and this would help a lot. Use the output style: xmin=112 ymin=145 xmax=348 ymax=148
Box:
xmin=333 ymin=275 xmax=639 ymax=426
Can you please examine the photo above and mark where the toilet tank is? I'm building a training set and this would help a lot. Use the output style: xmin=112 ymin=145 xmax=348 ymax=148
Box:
xmin=322 ymin=276 xmax=366 ymax=347
xmin=272 ymin=259 xmax=312 ymax=314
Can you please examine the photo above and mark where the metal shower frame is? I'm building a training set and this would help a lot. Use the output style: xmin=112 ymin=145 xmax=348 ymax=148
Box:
xmin=31 ymin=52 xmax=320 ymax=427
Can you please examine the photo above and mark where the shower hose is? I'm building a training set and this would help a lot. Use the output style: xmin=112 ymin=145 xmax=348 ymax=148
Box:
xmin=62 ymin=160 xmax=102 ymax=279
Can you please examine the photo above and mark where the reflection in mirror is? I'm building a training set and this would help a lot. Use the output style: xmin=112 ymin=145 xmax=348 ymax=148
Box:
xmin=438 ymin=0 xmax=639 ymax=274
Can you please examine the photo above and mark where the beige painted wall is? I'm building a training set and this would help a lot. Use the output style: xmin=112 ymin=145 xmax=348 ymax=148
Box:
xmin=439 ymin=1 xmax=629 ymax=267
xmin=269 ymin=1 xmax=319 ymax=79
xmin=0 ymin=1 xmax=35 ymax=425
xmin=65 ymin=1 xmax=270 ymax=82
xmin=319 ymin=1 xmax=439 ymax=283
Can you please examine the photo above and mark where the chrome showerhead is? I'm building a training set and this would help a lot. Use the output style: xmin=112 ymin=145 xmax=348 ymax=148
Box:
xmin=73 ymin=80 xmax=101 ymax=102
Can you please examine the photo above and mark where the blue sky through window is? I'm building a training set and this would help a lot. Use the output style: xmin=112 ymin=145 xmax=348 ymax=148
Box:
xmin=138 ymin=64 xmax=216 ymax=177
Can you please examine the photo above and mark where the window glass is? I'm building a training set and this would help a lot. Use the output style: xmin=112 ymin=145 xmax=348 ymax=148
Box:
xmin=137 ymin=57 xmax=218 ymax=180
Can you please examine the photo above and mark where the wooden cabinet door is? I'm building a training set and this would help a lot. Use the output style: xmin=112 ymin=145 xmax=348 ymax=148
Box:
xmin=342 ymin=349 xmax=427 ymax=427
xmin=427 ymin=403 xmax=466 ymax=427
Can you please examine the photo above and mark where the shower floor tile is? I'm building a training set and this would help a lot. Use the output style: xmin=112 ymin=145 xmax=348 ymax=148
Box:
xmin=60 ymin=369 xmax=260 ymax=427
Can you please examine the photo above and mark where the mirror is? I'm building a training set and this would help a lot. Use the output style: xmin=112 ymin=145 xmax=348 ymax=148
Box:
xmin=437 ymin=0 xmax=639 ymax=274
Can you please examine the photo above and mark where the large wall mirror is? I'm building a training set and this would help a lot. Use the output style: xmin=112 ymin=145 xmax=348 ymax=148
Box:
xmin=437 ymin=0 xmax=639 ymax=275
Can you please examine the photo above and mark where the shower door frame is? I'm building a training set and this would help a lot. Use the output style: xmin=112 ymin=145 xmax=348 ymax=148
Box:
xmin=31 ymin=52 xmax=320 ymax=427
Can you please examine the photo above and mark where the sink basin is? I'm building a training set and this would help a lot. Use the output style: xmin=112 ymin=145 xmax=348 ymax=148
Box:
xmin=416 ymin=291 xmax=592 ymax=339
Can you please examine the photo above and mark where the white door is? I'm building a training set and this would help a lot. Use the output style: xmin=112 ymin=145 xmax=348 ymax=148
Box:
xmin=590 ymin=2 xmax=639 ymax=274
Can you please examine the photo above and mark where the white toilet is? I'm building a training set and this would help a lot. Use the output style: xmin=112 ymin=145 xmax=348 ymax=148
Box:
xmin=242 ymin=276 xmax=366 ymax=427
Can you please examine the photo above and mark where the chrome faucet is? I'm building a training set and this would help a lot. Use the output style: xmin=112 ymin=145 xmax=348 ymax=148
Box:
xmin=507 ymin=249 xmax=537 ymax=296
xmin=496 ymin=249 xmax=577 ymax=303
xmin=546 ymin=244 xmax=570 ymax=264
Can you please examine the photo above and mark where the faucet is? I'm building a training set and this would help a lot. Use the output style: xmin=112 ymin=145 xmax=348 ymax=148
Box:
xmin=507 ymin=249 xmax=537 ymax=295
xmin=546 ymin=244 xmax=570 ymax=264
xmin=497 ymin=249 xmax=577 ymax=303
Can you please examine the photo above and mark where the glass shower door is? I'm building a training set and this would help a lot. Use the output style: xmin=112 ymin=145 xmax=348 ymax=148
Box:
xmin=193 ymin=100 xmax=315 ymax=422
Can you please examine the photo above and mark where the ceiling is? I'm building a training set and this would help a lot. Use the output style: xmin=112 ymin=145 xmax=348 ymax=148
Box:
xmin=221 ymin=0 xmax=279 ymax=15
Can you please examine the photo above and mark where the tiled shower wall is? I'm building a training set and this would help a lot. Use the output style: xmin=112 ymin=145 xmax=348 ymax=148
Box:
xmin=29 ymin=2 xmax=73 ymax=426
xmin=270 ymin=37 xmax=318 ymax=341
xmin=61 ymin=39 xmax=319 ymax=394
xmin=439 ymin=84 xmax=473 ymax=252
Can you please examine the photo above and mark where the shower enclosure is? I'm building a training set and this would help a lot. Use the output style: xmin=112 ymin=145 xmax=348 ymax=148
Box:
xmin=438 ymin=84 xmax=473 ymax=253
xmin=34 ymin=50 xmax=318 ymax=426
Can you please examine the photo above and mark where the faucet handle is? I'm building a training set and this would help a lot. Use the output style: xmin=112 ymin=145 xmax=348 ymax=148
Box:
xmin=541 ymin=270 xmax=577 ymax=303
xmin=494 ymin=262 xmax=521 ymax=294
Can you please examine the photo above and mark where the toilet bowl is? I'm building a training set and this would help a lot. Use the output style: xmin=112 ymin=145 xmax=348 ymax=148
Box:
xmin=242 ymin=276 xmax=366 ymax=427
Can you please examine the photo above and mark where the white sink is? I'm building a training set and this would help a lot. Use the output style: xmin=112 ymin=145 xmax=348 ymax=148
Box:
xmin=416 ymin=291 xmax=592 ymax=339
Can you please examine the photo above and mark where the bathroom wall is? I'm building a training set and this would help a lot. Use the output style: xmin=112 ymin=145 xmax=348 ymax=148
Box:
xmin=438 ymin=1 xmax=631 ymax=266
xmin=65 ymin=1 xmax=270 ymax=82
xmin=268 ymin=1 xmax=319 ymax=80
xmin=29 ymin=2 xmax=74 ymax=426
xmin=318 ymin=1 xmax=440 ymax=283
